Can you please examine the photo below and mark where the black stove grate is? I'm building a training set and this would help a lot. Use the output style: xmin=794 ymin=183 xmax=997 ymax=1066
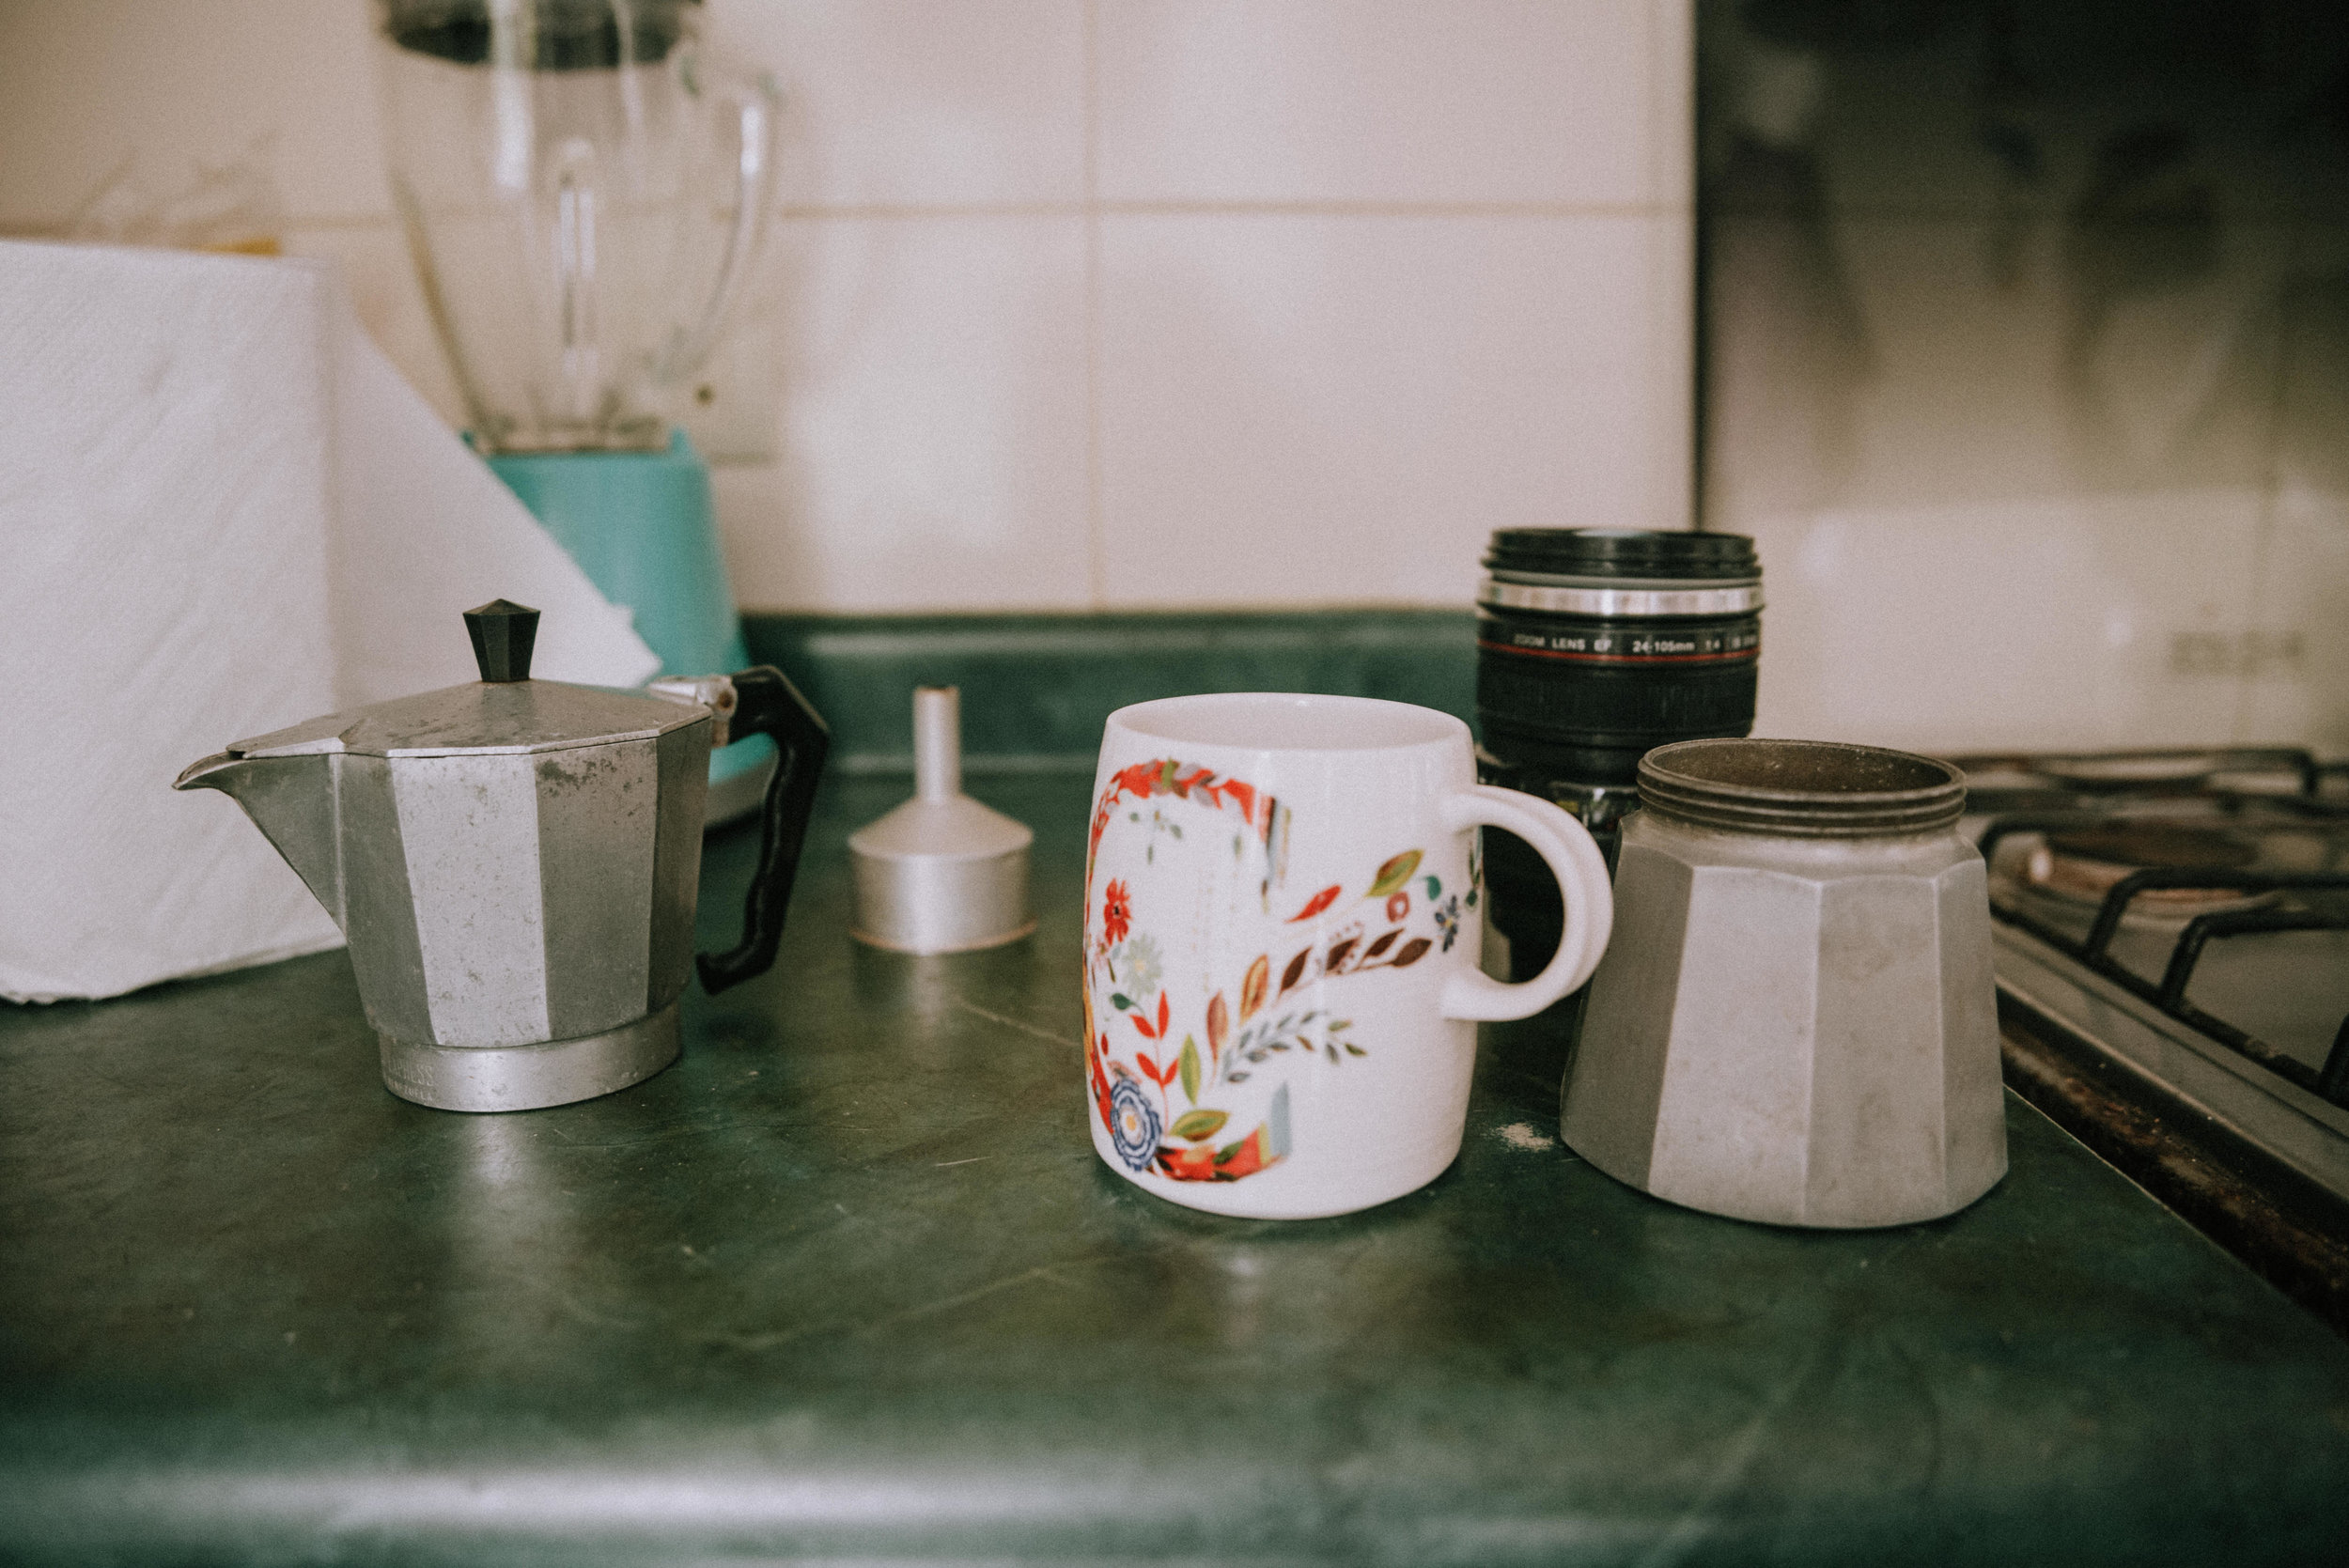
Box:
xmin=1961 ymin=747 xmax=2349 ymax=1337
xmin=1976 ymin=810 xmax=2349 ymax=1110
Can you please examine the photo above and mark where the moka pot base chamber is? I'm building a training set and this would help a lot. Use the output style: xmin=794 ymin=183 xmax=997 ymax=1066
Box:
xmin=381 ymin=1002 xmax=682 ymax=1114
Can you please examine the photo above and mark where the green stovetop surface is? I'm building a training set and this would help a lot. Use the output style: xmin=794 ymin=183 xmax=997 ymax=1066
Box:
xmin=5 ymin=771 xmax=2348 ymax=1567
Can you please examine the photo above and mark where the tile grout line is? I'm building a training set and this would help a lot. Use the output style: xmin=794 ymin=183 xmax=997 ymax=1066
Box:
xmin=1082 ymin=0 xmax=1107 ymax=611
xmin=232 ymin=199 xmax=1698 ymax=238
xmin=1661 ymin=0 xmax=1700 ymax=530
xmin=782 ymin=198 xmax=1686 ymax=220
xmin=253 ymin=199 xmax=2335 ymax=232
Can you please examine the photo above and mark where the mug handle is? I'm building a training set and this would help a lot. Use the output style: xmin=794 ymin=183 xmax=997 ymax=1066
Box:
xmin=1438 ymin=785 xmax=1615 ymax=1022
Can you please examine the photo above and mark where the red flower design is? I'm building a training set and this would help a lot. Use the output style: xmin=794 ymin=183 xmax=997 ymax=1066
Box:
xmin=1115 ymin=760 xmax=1163 ymax=799
xmin=1102 ymin=879 xmax=1132 ymax=945
xmin=1214 ymin=1126 xmax=1277 ymax=1180
xmin=1154 ymin=1124 xmax=1282 ymax=1182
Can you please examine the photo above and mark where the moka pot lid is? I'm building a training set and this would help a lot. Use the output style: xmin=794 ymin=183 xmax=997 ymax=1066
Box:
xmin=223 ymin=599 xmax=708 ymax=760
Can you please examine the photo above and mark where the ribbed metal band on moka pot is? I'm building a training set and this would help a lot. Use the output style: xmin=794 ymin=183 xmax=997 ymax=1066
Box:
xmin=1636 ymin=739 xmax=1968 ymax=838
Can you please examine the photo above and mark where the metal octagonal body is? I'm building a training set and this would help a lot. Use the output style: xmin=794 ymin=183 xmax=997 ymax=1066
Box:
xmin=1563 ymin=811 xmax=2006 ymax=1227
xmin=272 ymin=723 xmax=711 ymax=1112
xmin=180 ymin=663 xmax=727 ymax=1112
xmin=338 ymin=725 xmax=708 ymax=1047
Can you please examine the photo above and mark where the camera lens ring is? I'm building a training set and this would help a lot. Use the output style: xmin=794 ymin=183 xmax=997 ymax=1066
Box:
xmin=1475 ymin=527 xmax=1764 ymax=976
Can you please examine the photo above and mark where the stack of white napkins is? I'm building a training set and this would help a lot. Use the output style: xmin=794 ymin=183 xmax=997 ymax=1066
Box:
xmin=0 ymin=240 xmax=661 ymax=1002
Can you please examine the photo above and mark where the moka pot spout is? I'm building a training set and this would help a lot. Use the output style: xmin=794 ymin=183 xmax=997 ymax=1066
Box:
xmin=175 ymin=751 xmax=344 ymax=930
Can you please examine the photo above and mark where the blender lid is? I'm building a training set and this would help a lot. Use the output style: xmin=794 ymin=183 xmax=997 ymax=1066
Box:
xmin=225 ymin=598 xmax=707 ymax=759
xmin=381 ymin=0 xmax=699 ymax=70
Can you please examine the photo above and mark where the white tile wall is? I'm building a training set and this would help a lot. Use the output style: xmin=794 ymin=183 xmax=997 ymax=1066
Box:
xmin=0 ymin=0 xmax=1695 ymax=617
xmin=1744 ymin=490 xmax=2264 ymax=754
xmin=1094 ymin=0 xmax=1661 ymax=207
xmin=12 ymin=0 xmax=2346 ymax=767
xmin=1694 ymin=0 xmax=2349 ymax=756
xmin=0 ymin=0 xmax=387 ymax=226
xmin=8 ymin=3 xmax=2339 ymax=754
xmin=705 ymin=1 xmax=1088 ymax=209
xmin=2245 ymin=222 xmax=2349 ymax=746
xmin=717 ymin=214 xmax=1093 ymax=612
xmin=1708 ymin=201 xmax=2347 ymax=753
xmin=2242 ymin=485 xmax=2349 ymax=745
xmin=1097 ymin=212 xmax=1686 ymax=608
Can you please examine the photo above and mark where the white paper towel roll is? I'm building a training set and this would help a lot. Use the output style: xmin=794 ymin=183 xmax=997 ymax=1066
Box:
xmin=0 ymin=240 xmax=661 ymax=1003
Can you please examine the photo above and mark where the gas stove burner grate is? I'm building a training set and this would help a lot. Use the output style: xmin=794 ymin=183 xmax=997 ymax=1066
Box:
xmin=1957 ymin=746 xmax=2347 ymax=801
xmin=2029 ymin=822 xmax=2264 ymax=915
xmin=1979 ymin=811 xmax=2349 ymax=1109
xmin=2157 ymin=907 xmax=2349 ymax=1105
xmin=1962 ymin=748 xmax=2349 ymax=1334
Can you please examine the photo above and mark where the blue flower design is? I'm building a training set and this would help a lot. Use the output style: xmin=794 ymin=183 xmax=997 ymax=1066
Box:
xmin=1433 ymin=893 xmax=1462 ymax=952
xmin=1109 ymin=1079 xmax=1162 ymax=1171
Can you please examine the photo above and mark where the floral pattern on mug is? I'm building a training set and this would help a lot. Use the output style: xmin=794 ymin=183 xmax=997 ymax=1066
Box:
xmin=1100 ymin=879 xmax=1132 ymax=946
xmin=1083 ymin=757 xmax=1458 ymax=1184
xmin=1107 ymin=1079 xmax=1162 ymax=1170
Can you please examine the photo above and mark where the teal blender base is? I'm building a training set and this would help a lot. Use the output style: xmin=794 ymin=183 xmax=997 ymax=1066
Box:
xmin=486 ymin=432 xmax=775 ymax=826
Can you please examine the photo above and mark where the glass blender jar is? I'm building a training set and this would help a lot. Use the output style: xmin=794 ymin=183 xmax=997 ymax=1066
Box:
xmin=374 ymin=0 xmax=778 ymax=818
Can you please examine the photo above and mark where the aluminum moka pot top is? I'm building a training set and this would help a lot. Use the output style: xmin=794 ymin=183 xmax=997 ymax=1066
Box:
xmin=1636 ymin=738 xmax=1967 ymax=838
xmin=1565 ymin=735 xmax=2004 ymax=1229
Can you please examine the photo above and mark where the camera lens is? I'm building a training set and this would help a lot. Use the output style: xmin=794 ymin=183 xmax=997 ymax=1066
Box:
xmin=1475 ymin=527 xmax=1762 ymax=975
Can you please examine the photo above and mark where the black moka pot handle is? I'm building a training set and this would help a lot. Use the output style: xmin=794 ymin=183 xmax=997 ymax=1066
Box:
xmin=697 ymin=666 xmax=831 ymax=994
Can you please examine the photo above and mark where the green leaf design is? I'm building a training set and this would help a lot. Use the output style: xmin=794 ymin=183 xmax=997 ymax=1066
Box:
xmin=1179 ymin=1035 xmax=1201 ymax=1104
xmin=1423 ymin=875 xmax=1442 ymax=899
xmin=1112 ymin=993 xmax=1134 ymax=1011
xmin=1170 ymin=1109 xmax=1228 ymax=1141
xmin=1369 ymin=849 xmax=1423 ymax=898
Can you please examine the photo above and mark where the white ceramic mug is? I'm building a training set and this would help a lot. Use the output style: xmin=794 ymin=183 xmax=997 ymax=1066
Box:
xmin=1081 ymin=693 xmax=1613 ymax=1219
